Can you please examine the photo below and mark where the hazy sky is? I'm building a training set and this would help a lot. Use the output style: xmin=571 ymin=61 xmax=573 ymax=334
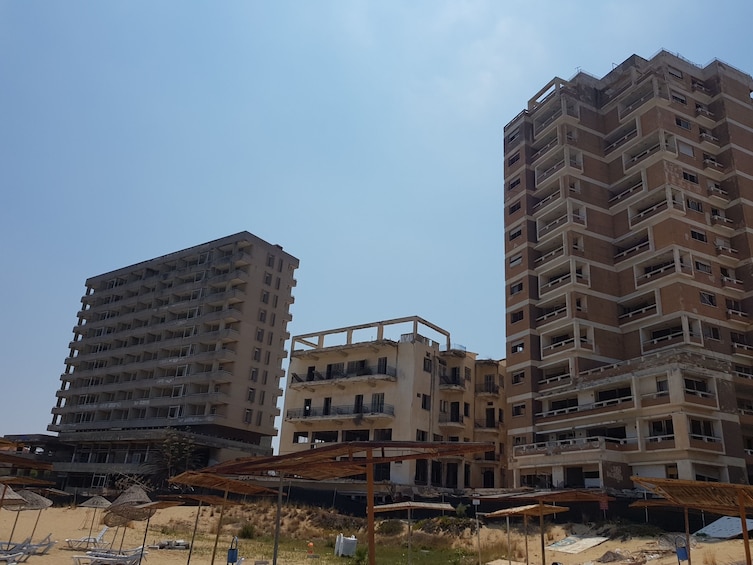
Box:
xmin=2 ymin=1 xmax=753 ymax=441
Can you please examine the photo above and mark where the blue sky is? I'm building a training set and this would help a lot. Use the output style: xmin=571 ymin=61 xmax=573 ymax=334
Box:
xmin=2 ymin=1 xmax=753 ymax=440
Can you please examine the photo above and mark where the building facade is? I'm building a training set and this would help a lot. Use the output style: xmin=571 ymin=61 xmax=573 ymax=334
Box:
xmin=279 ymin=316 xmax=506 ymax=490
xmin=503 ymin=51 xmax=753 ymax=489
xmin=49 ymin=232 xmax=298 ymax=491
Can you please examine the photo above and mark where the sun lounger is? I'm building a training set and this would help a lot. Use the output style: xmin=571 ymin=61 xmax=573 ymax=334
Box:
xmin=0 ymin=552 xmax=24 ymax=565
xmin=26 ymin=534 xmax=56 ymax=555
xmin=72 ymin=551 xmax=146 ymax=565
xmin=66 ymin=527 xmax=109 ymax=550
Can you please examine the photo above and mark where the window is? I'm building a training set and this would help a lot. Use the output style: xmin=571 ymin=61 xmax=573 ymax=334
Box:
xmin=293 ymin=431 xmax=309 ymax=444
xmin=675 ymin=116 xmax=692 ymax=130
xmin=416 ymin=429 xmax=428 ymax=442
xmin=687 ymin=199 xmax=703 ymax=212
xmin=509 ymin=201 xmax=521 ymax=214
xmin=266 ymin=254 xmax=275 ymax=267
xmin=249 ymin=368 xmax=258 ymax=382
xmin=256 ymin=328 xmax=264 ymax=342
xmin=509 ymin=254 xmax=522 ymax=268
xmin=700 ymin=292 xmax=717 ymax=307
xmin=668 ymin=66 xmax=683 ymax=79
xmin=511 ymin=371 xmax=525 ymax=385
xmin=247 ymin=388 xmax=256 ymax=403
xmin=507 ymin=127 xmax=520 ymax=143
xmin=678 ymin=141 xmax=694 ymax=157
xmin=512 ymin=404 xmax=526 ymax=417
xmin=510 ymin=311 xmax=524 ymax=323
xmin=694 ymin=261 xmax=712 ymax=274
xmin=263 ymin=272 xmax=273 ymax=285
xmin=259 ymin=391 xmax=266 ymax=405
xmin=508 ymin=178 xmax=521 ymax=191
xmin=260 ymin=290 xmax=270 ymax=304
xmin=508 ymin=152 xmax=520 ymax=166
xmin=253 ymin=348 xmax=261 ymax=362
xmin=511 ymin=341 xmax=525 ymax=354
xmin=421 ymin=394 xmax=431 ymax=410
xmin=423 ymin=357 xmax=432 ymax=373
xmin=509 ymin=227 xmax=522 ymax=241
xmin=683 ymin=171 xmax=698 ymax=184
xmin=671 ymin=91 xmax=687 ymax=104
xmin=691 ymin=230 xmax=707 ymax=242
xmin=510 ymin=282 xmax=523 ymax=296
xmin=244 ymin=409 xmax=253 ymax=423
xmin=703 ymin=325 xmax=721 ymax=340
xmin=685 ymin=377 xmax=709 ymax=394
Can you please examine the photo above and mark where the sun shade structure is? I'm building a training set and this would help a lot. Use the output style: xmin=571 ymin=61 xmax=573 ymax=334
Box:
xmin=79 ymin=495 xmax=112 ymax=550
xmin=632 ymin=476 xmax=753 ymax=565
xmin=375 ymin=502 xmax=455 ymax=565
xmin=484 ymin=503 xmax=570 ymax=565
xmin=169 ymin=471 xmax=276 ymax=565
xmin=197 ymin=440 xmax=493 ymax=565
xmin=0 ymin=451 xmax=53 ymax=470
xmin=5 ymin=489 xmax=53 ymax=546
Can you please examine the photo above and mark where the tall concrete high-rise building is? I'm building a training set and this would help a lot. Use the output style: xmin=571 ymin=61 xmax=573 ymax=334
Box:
xmin=49 ymin=232 xmax=298 ymax=490
xmin=503 ymin=51 xmax=753 ymax=488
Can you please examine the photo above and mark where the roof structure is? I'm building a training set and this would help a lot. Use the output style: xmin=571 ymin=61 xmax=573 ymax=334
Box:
xmin=632 ymin=477 xmax=753 ymax=565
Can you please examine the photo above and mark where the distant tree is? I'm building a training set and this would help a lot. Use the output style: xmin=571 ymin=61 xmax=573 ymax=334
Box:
xmin=140 ymin=428 xmax=201 ymax=490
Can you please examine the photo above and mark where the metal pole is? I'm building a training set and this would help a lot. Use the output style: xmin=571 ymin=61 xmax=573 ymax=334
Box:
xmin=210 ymin=489 xmax=229 ymax=565
xmin=185 ymin=500 xmax=203 ymax=565
xmin=476 ymin=505 xmax=482 ymax=565
xmin=273 ymin=472 xmax=285 ymax=565
xmin=684 ymin=506 xmax=692 ymax=565
xmin=540 ymin=502 xmax=546 ymax=565
xmin=507 ymin=516 xmax=512 ymax=565
xmin=738 ymin=492 xmax=752 ymax=565
xmin=367 ymin=449 xmax=376 ymax=565
xmin=138 ymin=514 xmax=151 ymax=565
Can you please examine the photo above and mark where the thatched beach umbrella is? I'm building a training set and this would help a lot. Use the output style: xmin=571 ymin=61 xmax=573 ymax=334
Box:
xmin=0 ymin=485 xmax=26 ymax=550
xmin=79 ymin=495 xmax=111 ymax=547
xmin=375 ymin=501 xmax=455 ymax=565
xmin=6 ymin=490 xmax=53 ymax=545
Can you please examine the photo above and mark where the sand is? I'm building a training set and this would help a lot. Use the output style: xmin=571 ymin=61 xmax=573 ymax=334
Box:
xmin=1 ymin=505 xmax=751 ymax=564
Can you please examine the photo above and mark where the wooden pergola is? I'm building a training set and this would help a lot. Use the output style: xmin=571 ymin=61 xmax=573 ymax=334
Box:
xmin=191 ymin=440 xmax=494 ymax=565
xmin=485 ymin=503 xmax=569 ymax=565
xmin=632 ymin=476 xmax=753 ymax=565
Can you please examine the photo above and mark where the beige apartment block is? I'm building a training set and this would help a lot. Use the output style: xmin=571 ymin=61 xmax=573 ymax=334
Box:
xmin=279 ymin=316 xmax=506 ymax=490
xmin=48 ymin=232 xmax=298 ymax=491
xmin=504 ymin=51 xmax=753 ymax=489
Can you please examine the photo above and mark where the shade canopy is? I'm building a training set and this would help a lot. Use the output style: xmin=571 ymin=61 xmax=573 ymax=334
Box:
xmin=79 ymin=495 xmax=112 ymax=509
xmin=11 ymin=490 xmax=53 ymax=512
xmin=632 ymin=476 xmax=753 ymax=516
xmin=374 ymin=502 xmax=455 ymax=513
xmin=169 ymin=471 xmax=276 ymax=496
xmin=484 ymin=504 xmax=570 ymax=519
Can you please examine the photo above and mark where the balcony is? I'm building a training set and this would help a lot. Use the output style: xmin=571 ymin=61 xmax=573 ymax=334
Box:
xmin=721 ymin=277 xmax=744 ymax=292
xmin=536 ymin=304 xmax=567 ymax=326
xmin=703 ymin=157 xmax=726 ymax=173
xmin=641 ymin=391 xmax=670 ymax=408
xmin=733 ymin=343 xmax=753 ymax=358
xmin=439 ymin=375 xmax=466 ymax=391
xmin=537 ymin=372 xmax=571 ymax=388
xmin=689 ymin=434 xmax=723 ymax=452
xmin=699 ymin=131 xmax=720 ymax=146
xmin=513 ymin=436 xmax=638 ymax=458
xmin=707 ymin=183 xmax=729 ymax=202
xmin=608 ymin=180 xmax=643 ymax=206
xmin=532 ymin=189 xmax=562 ymax=213
xmin=618 ymin=88 xmax=655 ymax=120
xmin=636 ymin=261 xmax=690 ymax=286
xmin=533 ymin=107 xmax=563 ymax=137
xmin=711 ymin=214 xmax=736 ymax=232
xmin=474 ymin=419 xmax=502 ymax=431
xmin=534 ymin=245 xmax=565 ymax=266
xmin=715 ymin=244 xmax=739 ymax=258
xmin=625 ymin=142 xmax=662 ymax=169
xmin=289 ymin=365 xmax=397 ymax=388
xmin=643 ymin=330 xmax=702 ymax=352
xmin=531 ymin=135 xmax=559 ymax=162
xmin=438 ymin=414 xmax=465 ymax=429
xmin=618 ymin=302 xmax=658 ymax=324
xmin=604 ymin=128 xmax=638 ymax=154
xmin=695 ymin=105 xmax=715 ymax=125
xmin=726 ymin=309 xmax=749 ymax=324
xmin=645 ymin=434 xmax=675 ymax=451
xmin=536 ymin=395 xmax=634 ymax=421
xmin=614 ymin=239 xmax=650 ymax=262
xmin=475 ymin=383 xmax=500 ymax=395
xmin=683 ymin=388 xmax=717 ymax=407
xmin=286 ymin=403 xmax=395 ymax=421
xmin=541 ymin=337 xmax=593 ymax=357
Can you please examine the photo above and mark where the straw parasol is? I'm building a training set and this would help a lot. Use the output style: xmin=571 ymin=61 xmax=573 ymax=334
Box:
xmin=8 ymin=490 xmax=53 ymax=544
xmin=79 ymin=495 xmax=111 ymax=548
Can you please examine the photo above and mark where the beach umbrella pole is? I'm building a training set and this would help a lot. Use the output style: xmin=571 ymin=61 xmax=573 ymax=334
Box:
xmin=30 ymin=509 xmax=43 ymax=541
xmin=210 ymin=488 xmax=229 ymax=565
xmin=8 ymin=511 xmax=20 ymax=548
xmin=273 ymin=472 xmax=284 ymax=565
xmin=138 ymin=514 xmax=152 ymax=565
xmin=186 ymin=500 xmax=203 ymax=565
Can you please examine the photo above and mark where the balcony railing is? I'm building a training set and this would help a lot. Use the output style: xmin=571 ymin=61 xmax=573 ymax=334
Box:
xmin=604 ymin=129 xmax=638 ymax=153
xmin=439 ymin=376 xmax=466 ymax=390
xmin=538 ymin=372 xmax=571 ymax=386
xmin=614 ymin=239 xmax=650 ymax=261
xmin=290 ymin=365 xmax=397 ymax=385
xmin=618 ymin=303 xmax=657 ymax=322
xmin=609 ymin=181 xmax=643 ymax=205
xmin=475 ymin=383 xmax=500 ymax=395
xmin=536 ymin=305 xmax=567 ymax=323
xmin=286 ymin=403 xmax=395 ymax=419
xmin=536 ymin=159 xmax=565 ymax=184
xmin=512 ymin=436 xmax=637 ymax=457
xmin=531 ymin=136 xmax=559 ymax=162
xmin=536 ymin=395 xmax=633 ymax=419
xmin=438 ymin=414 xmax=465 ymax=426
xmin=474 ymin=419 xmax=502 ymax=430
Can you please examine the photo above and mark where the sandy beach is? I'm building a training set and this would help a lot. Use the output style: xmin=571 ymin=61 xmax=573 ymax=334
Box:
xmin=1 ymin=505 xmax=751 ymax=565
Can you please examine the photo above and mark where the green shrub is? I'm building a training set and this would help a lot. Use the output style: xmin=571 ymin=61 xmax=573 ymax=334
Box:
xmin=377 ymin=519 xmax=404 ymax=536
xmin=237 ymin=522 xmax=255 ymax=539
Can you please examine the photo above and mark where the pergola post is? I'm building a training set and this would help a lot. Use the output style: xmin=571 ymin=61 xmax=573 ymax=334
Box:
xmin=739 ymin=491 xmax=752 ymax=565
xmin=367 ymin=448 xmax=375 ymax=565
xmin=539 ymin=501 xmax=546 ymax=565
